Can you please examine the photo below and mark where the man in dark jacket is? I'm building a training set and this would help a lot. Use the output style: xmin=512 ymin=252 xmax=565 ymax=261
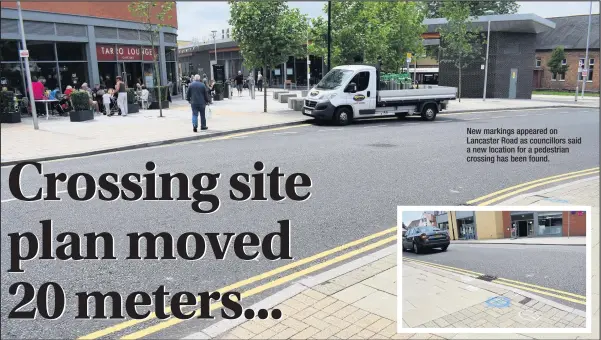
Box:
xmin=186 ymin=74 xmax=211 ymax=132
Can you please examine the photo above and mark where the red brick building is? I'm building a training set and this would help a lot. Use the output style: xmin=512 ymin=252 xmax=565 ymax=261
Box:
xmin=502 ymin=211 xmax=586 ymax=238
xmin=533 ymin=14 xmax=600 ymax=92
xmin=1 ymin=1 xmax=178 ymax=93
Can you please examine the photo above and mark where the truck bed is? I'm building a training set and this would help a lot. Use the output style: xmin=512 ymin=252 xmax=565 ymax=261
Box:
xmin=378 ymin=86 xmax=457 ymax=103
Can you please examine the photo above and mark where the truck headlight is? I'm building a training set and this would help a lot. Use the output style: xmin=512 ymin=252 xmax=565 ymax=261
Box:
xmin=325 ymin=93 xmax=337 ymax=100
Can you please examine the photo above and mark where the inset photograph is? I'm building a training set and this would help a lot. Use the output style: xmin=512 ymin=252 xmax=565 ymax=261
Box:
xmin=397 ymin=206 xmax=591 ymax=333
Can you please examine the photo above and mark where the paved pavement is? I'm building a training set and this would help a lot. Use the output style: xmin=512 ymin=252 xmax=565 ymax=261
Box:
xmin=0 ymin=108 xmax=598 ymax=339
xmin=1 ymin=93 xmax=597 ymax=165
xmin=403 ymin=243 xmax=586 ymax=310
xmin=185 ymin=177 xmax=598 ymax=340
xmin=531 ymin=94 xmax=599 ymax=107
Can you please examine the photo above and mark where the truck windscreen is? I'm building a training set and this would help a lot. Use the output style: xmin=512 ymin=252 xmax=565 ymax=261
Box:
xmin=315 ymin=69 xmax=354 ymax=90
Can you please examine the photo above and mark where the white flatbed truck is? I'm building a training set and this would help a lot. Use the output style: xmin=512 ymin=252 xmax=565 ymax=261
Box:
xmin=302 ymin=64 xmax=457 ymax=125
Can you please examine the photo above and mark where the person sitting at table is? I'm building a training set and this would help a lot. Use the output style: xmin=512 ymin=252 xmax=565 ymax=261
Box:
xmin=81 ymin=83 xmax=100 ymax=114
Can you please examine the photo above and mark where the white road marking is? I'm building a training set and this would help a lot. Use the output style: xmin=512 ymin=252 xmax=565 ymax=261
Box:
xmin=363 ymin=125 xmax=388 ymax=128
xmin=450 ymin=189 xmax=460 ymax=193
xmin=273 ymin=131 xmax=298 ymax=135
xmin=317 ymin=128 xmax=343 ymax=132
xmin=230 ymin=136 xmax=249 ymax=139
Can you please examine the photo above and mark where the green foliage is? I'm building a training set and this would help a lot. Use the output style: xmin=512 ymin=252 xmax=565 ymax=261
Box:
xmin=229 ymin=1 xmax=308 ymax=69
xmin=547 ymin=46 xmax=569 ymax=78
xmin=70 ymin=90 xmax=91 ymax=111
xmin=151 ymin=86 xmax=169 ymax=102
xmin=308 ymin=1 xmax=426 ymax=73
xmin=229 ymin=0 xmax=308 ymax=112
xmin=437 ymin=1 xmax=485 ymax=100
xmin=438 ymin=1 xmax=484 ymax=70
xmin=0 ymin=90 xmax=16 ymax=115
xmin=129 ymin=1 xmax=174 ymax=116
xmin=127 ymin=89 xmax=138 ymax=104
xmin=426 ymin=0 xmax=519 ymax=18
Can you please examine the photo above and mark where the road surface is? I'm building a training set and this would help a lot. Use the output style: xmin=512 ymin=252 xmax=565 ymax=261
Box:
xmin=1 ymin=107 xmax=598 ymax=339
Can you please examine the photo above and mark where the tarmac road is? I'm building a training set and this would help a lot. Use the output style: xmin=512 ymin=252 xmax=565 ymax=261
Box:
xmin=0 ymin=107 xmax=598 ymax=339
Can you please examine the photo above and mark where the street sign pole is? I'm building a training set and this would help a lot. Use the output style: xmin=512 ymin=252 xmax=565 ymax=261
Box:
xmin=17 ymin=0 xmax=39 ymax=130
xmin=483 ymin=19 xmax=491 ymax=101
xmin=581 ymin=0 xmax=593 ymax=98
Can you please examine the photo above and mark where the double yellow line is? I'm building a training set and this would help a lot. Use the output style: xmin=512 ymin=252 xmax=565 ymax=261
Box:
xmin=79 ymin=227 xmax=397 ymax=339
xmin=404 ymin=258 xmax=586 ymax=305
xmin=467 ymin=167 xmax=600 ymax=206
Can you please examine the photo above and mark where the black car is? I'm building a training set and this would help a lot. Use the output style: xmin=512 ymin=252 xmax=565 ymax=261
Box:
xmin=402 ymin=226 xmax=450 ymax=254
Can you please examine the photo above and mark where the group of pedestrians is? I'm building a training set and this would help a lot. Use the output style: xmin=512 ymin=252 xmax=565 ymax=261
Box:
xmin=232 ymin=71 xmax=263 ymax=98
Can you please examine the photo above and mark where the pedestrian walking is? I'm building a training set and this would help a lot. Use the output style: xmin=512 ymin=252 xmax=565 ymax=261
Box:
xmin=257 ymin=71 xmax=263 ymax=92
xmin=186 ymin=74 xmax=211 ymax=132
xmin=115 ymin=76 xmax=128 ymax=116
xmin=247 ymin=74 xmax=256 ymax=99
xmin=235 ymin=71 xmax=244 ymax=97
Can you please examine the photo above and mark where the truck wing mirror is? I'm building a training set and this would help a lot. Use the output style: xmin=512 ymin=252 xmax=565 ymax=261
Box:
xmin=345 ymin=82 xmax=357 ymax=93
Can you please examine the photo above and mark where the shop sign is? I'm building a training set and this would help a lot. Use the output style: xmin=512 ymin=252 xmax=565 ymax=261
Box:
xmin=96 ymin=45 xmax=158 ymax=61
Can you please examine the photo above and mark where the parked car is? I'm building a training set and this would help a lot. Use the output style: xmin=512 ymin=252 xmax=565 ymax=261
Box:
xmin=402 ymin=226 xmax=450 ymax=254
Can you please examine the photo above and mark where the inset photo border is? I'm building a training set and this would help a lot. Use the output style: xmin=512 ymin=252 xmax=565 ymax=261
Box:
xmin=396 ymin=206 xmax=592 ymax=334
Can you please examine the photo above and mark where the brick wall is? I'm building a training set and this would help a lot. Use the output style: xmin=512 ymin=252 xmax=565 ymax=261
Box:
xmin=1 ymin=1 xmax=178 ymax=28
xmin=562 ymin=211 xmax=587 ymax=236
xmin=535 ymin=50 xmax=600 ymax=92
xmin=502 ymin=211 xmax=512 ymax=238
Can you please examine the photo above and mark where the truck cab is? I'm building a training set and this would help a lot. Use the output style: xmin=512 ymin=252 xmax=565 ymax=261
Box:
xmin=302 ymin=65 xmax=456 ymax=125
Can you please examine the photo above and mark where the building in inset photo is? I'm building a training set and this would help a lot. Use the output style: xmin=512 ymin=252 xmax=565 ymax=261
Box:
xmin=433 ymin=210 xmax=586 ymax=240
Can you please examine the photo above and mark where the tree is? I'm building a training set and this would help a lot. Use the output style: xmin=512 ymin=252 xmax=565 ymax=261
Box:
xmin=308 ymin=1 xmax=426 ymax=73
xmin=547 ymin=46 xmax=568 ymax=82
xmin=128 ymin=1 xmax=175 ymax=118
xmin=437 ymin=1 xmax=485 ymax=102
xmin=229 ymin=1 xmax=308 ymax=113
xmin=427 ymin=0 xmax=518 ymax=18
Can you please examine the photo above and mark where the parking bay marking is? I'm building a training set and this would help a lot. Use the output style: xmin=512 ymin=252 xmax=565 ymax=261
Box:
xmin=78 ymin=227 xmax=398 ymax=339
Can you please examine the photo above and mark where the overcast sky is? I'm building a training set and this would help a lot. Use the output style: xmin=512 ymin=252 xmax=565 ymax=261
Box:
xmin=176 ymin=1 xmax=600 ymax=41
xmin=402 ymin=211 xmax=426 ymax=226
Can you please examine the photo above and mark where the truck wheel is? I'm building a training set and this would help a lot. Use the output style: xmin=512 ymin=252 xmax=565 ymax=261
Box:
xmin=420 ymin=104 xmax=438 ymax=121
xmin=334 ymin=107 xmax=352 ymax=126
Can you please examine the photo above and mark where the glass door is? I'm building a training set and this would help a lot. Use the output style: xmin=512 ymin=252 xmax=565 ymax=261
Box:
xmin=527 ymin=220 xmax=535 ymax=237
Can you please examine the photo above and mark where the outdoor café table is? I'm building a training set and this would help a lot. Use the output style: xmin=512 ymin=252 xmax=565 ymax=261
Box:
xmin=35 ymin=99 xmax=59 ymax=120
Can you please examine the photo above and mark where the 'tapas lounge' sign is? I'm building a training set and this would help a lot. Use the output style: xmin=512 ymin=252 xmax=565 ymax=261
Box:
xmin=96 ymin=45 xmax=158 ymax=61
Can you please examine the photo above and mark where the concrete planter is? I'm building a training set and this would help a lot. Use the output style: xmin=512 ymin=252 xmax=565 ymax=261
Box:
xmin=127 ymin=103 xmax=140 ymax=113
xmin=70 ymin=110 xmax=94 ymax=122
xmin=148 ymin=101 xmax=170 ymax=110
xmin=288 ymin=98 xmax=304 ymax=111
xmin=279 ymin=93 xmax=297 ymax=103
xmin=0 ymin=111 xmax=21 ymax=123
xmin=273 ymin=90 xmax=288 ymax=100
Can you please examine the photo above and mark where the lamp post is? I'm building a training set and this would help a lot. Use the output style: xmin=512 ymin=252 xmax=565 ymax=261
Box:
xmin=581 ymin=1 xmax=593 ymax=98
xmin=327 ymin=1 xmax=331 ymax=72
xmin=482 ymin=10 xmax=494 ymax=101
xmin=17 ymin=1 xmax=39 ymax=130
xmin=307 ymin=18 xmax=311 ymax=91
xmin=211 ymin=30 xmax=217 ymax=82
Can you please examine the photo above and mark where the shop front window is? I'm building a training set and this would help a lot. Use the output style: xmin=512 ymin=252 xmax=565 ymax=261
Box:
xmin=56 ymin=42 xmax=87 ymax=61
xmin=59 ymin=62 xmax=88 ymax=91
xmin=27 ymin=41 xmax=56 ymax=61
xmin=537 ymin=213 xmax=563 ymax=236
xmin=143 ymin=63 xmax=156 ymax=88
xmin=0 ymin=63 xmax=24 ymax=94
xmin=29 ymin=62 xmax=58 ymax=89
xmin=1 ymin=40 xmax=20 ymax=62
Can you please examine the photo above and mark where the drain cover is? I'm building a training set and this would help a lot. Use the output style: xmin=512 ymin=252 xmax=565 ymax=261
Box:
xmin=476 ymin=274 xmax=498 ymax=282
xmin=519 ymin=297 xmax=532 ymax=305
